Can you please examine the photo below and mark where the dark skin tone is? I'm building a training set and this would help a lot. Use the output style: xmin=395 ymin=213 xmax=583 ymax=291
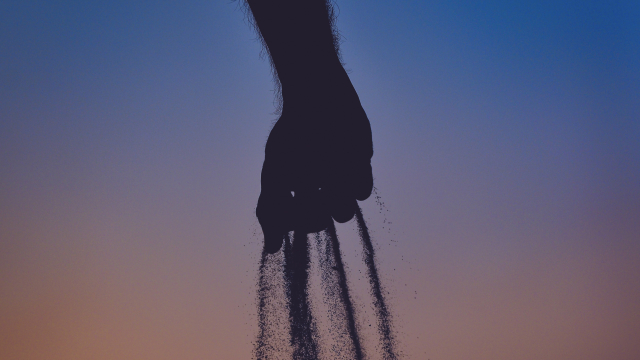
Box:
xmin=246 ymin=0 xmax=373 ymax=253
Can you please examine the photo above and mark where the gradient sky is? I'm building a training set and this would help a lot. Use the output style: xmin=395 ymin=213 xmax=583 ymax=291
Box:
xmin=1 ymin=1 xmax=639 ymax=359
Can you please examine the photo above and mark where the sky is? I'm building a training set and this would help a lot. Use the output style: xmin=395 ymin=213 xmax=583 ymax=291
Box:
xmin=1 ymin=1 xmax=639 ymax=359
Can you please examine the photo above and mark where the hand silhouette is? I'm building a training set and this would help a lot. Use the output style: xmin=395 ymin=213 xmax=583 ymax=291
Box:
xmin=257 ymin=70 xmax=373 ymax=253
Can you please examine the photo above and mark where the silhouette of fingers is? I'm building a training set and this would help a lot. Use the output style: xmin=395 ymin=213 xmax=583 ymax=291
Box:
xmin=291 ymin=188 xmax=332 ymax=233
xmin=324 ymin=172 xmax=358 ymax=223
xmin=257 ymin=159 xmax=294 ymax=254
xmin=257 ymin=187 xmax=293 ymax=254
xmin=352 ymin=161 xmax=373 ymax=201
xmin=329 ymin=193 xmax=357 ymax=223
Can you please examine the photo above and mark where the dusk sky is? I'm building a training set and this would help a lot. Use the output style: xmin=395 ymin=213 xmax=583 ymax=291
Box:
xmin=1 ymin=1 xmax=639 ymax=359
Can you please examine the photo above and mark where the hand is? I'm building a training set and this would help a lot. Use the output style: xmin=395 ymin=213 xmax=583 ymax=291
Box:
xmin=256 ymin=69 xmax=373 ymax=253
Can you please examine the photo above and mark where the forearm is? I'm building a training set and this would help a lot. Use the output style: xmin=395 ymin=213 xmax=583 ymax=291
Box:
xmin=246 ymin=0 xmax=347 ymax=100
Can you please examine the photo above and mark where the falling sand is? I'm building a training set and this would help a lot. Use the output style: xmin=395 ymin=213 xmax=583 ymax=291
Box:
xmin=255 ymin=206 xmax=399 ymax=360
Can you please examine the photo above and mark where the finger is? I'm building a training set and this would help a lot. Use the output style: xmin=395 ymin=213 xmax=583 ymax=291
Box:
xmin=257 ymin=159 xmax=294 ymax=254
xmin=352 ymin=161 xmax=373 ymax=201
xmin=325 ymin=159 xmax=372 ymax=202
xmin=330 ymin=196 xmax=357 ymax=223
xmin=326 ymin=185 xmax=357 ymax=223
xmin=257 ymin=189 xmax=293 ymax=254
xmin=291 ymin=187 xmax=332 ymax=233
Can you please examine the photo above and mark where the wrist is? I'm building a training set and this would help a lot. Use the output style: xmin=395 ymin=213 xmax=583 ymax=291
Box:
xmin=279 ymin=60 xmax=356 ymax=105
xmin=275 ymin=50 xmax=342 ymax=85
